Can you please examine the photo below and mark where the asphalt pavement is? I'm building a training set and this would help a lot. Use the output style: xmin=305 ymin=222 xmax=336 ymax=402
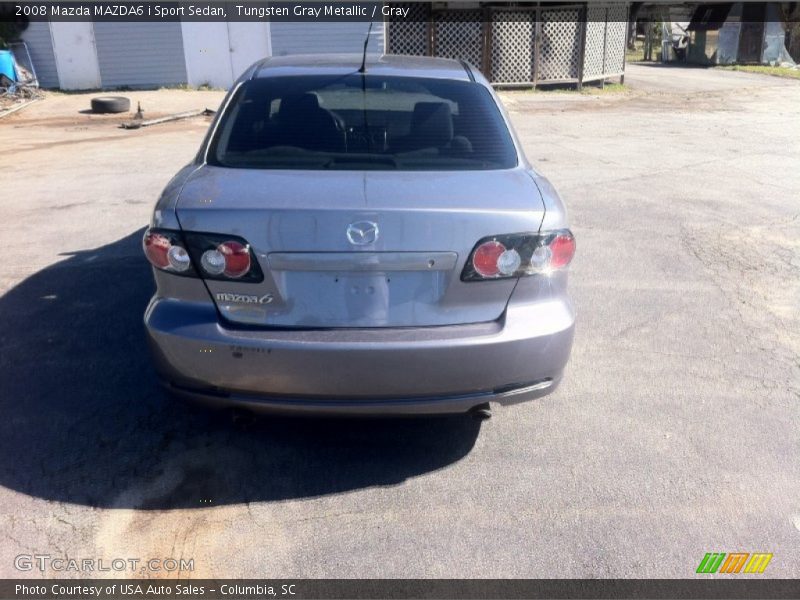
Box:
xmin=0 ymin=64 xmax=798 ymax=578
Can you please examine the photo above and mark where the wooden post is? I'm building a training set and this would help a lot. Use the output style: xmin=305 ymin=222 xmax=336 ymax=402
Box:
xmin=576 ymin=5 xmax=588 ymax=90
xmin=601 ymin=6 xmax=608 ymax=87
xmin=428 ymin=10 xmax=436 ymax=56
xmin=621 ymin=3 xmax=630 ymax=84
xmin=482 ymin=6 xmax=493 ymax=80
xmin=533 ymin=6 xmax=542 ymax=89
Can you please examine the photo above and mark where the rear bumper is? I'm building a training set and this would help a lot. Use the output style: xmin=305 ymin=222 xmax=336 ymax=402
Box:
xmin=162 ymin=377 xmax=562 ymax=416
xmin=144 ymin=297 xmax=574 ymax=415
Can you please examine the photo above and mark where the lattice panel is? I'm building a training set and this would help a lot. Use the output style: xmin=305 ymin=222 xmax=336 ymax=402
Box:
xmin=490 ymin=12 xmax=534 ymax=84
xmin=387 ymin=4 xmax=630 ymax=85
xmin=432 ymin=11 xmax=483 ymax=69
xmin=584 ymin=7 xmax=607 ymax=78
xmin=539 ymin=9 xmax=581 ymax=81
xmin=604 ymin=4 xmax=628 ymax=74
xmin=386 ymin=3 xmax=429 ymax=56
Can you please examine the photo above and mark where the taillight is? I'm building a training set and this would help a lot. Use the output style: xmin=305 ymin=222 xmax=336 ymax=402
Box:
xmin=462 ymin=229 xmax=575 ymax=281
xmin=199 ymin=241 xmax=251 ymax=279
xmin=142 ymin=228 xmax=263 ymax=282
xmin=472 ymin=241 xmax=506 ymax=277
xmin=549 ymin=232 xmax=576 ymax=269
xmin=218 ymin=241 xmax=251 ymax=278
xmin=143 ymin=229 xmax=192 ymax=274
xmin=184 ymin=231 xmax=263 ymax=282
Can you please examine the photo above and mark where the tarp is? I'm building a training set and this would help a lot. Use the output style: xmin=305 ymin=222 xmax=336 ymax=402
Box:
xmin=764 ymin=3 xmax=797 ymax=66
xmin=0 ymin=50 xmax=16 ymax=83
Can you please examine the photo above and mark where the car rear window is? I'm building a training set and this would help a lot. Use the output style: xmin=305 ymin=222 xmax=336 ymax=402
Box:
xmin=208 ymin=74 xmax=518 ymax=171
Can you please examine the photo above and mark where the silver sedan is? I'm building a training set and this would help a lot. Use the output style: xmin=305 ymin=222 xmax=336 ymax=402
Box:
xmin=143 ymin=54 xmax=575 ymax=416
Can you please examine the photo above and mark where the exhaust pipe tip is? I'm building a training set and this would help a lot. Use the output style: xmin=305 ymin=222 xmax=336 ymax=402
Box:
xmin=469 ymin=402 xmax=492 ymax=421
xmin=230 ymin=408 xmax=257 ymax=428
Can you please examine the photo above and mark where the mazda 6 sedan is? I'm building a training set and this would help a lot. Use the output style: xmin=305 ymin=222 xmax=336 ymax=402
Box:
xmin=143 ymin=54 xmax=575 ymax=417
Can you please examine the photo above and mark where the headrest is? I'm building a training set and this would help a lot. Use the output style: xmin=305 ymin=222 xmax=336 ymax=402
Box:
xmin=279 ymin=93 xmax=321 ymax=121
xmin=410 ymin=102 xmax=454 ymax=147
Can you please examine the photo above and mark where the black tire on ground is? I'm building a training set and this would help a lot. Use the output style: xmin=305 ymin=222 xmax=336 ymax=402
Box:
xmin=90 ymin=96 xmax=131 ymax=114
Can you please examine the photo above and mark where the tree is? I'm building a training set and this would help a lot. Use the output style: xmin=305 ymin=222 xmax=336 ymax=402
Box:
xmin=0 ymin=5 xmax=28 ymax=49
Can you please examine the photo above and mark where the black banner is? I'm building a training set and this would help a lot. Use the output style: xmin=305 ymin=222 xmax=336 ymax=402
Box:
xmin=3 ymin=579 xmax=800 ymax=600
xmin=3 ymin=0 xmax=798 ymax=24
xmin=5 ymin=1 xmax=794 ymax=24
xmin=6 ymin=2 xmax=393 ymax=22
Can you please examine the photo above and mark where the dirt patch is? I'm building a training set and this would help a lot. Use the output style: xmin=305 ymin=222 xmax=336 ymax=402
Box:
xmin=4 ymin=110 xmax=210 ymax=128
xmin=0 ymin=114 xmax=214 ymax=157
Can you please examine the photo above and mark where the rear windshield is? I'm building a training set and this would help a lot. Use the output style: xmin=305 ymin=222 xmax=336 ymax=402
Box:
xmin=208 ymin=74 xmax=518 ymax=171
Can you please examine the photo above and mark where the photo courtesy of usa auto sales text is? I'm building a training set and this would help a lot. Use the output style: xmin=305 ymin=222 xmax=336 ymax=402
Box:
xmin=15 ymin=583 xmax=297 ymax=597
xmin=15 ymin=584 xmax=206 ymax=597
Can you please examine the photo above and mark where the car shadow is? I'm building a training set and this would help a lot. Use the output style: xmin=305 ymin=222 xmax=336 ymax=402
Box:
xmin=0 ymin=228 xmax=481 ymax=509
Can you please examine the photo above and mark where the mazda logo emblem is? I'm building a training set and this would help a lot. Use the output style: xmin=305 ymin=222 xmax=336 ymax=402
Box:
xmin=346 ymin=221 xmax=379 ymax=246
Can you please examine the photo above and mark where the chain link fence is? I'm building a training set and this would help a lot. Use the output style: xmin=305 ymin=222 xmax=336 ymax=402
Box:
xmin=386 ymin=3 xmax=628 ymax=88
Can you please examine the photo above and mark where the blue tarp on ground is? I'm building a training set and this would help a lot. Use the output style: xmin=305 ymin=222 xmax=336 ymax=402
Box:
xmin=0 ymin=50 xmax=17 ymax=82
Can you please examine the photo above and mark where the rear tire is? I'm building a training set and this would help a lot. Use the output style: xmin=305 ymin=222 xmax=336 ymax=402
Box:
xmin=91 ymin=96 xmax=130 ymax=114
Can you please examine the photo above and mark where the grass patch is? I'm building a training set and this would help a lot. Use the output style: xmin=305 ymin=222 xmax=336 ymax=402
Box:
xmin=720 ymin=65 xmax=800 ymax=80
xmin=580 ymin=82 xmax=627 ymax=94
xmin=625 ymin=38 xmax=664 ymax=64
xmin=535 ymin=82 xmax=628 ymax=95
xmin=497 ymin=81 xmax=629 ymax=97
xmin=626 ymin=49 xmax=645 ymax=62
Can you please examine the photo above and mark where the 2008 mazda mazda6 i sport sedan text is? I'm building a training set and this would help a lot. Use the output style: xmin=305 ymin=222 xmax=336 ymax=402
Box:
xmin=143 ymin=54 xmax=575 ymax=416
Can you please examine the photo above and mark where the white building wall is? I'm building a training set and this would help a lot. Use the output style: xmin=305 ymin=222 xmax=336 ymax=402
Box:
xmin=49 ymin=22 xmax=101 ymax=90
xmin=227 ymin=21 xmax=272 ymax=80
xmin=23 ymin=21 xmax=387 ymax=91
xmin=270 ymin=21 xmax=384 ymax=57
xmin=181 ymin=21 xmax=272 ymax=89
xmin=180 ymin=22 xmax=233 ymax=88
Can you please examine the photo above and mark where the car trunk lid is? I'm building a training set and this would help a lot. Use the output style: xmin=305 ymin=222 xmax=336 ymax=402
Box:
xmin=176 ymin=166 xmax=544 ymax=328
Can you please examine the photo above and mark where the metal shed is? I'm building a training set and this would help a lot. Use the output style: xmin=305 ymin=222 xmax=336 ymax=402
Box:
xmin=93 ymin=22 xmax=187 ymax=88
xmin=19 ymin=21 xmax=58 ymax=88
